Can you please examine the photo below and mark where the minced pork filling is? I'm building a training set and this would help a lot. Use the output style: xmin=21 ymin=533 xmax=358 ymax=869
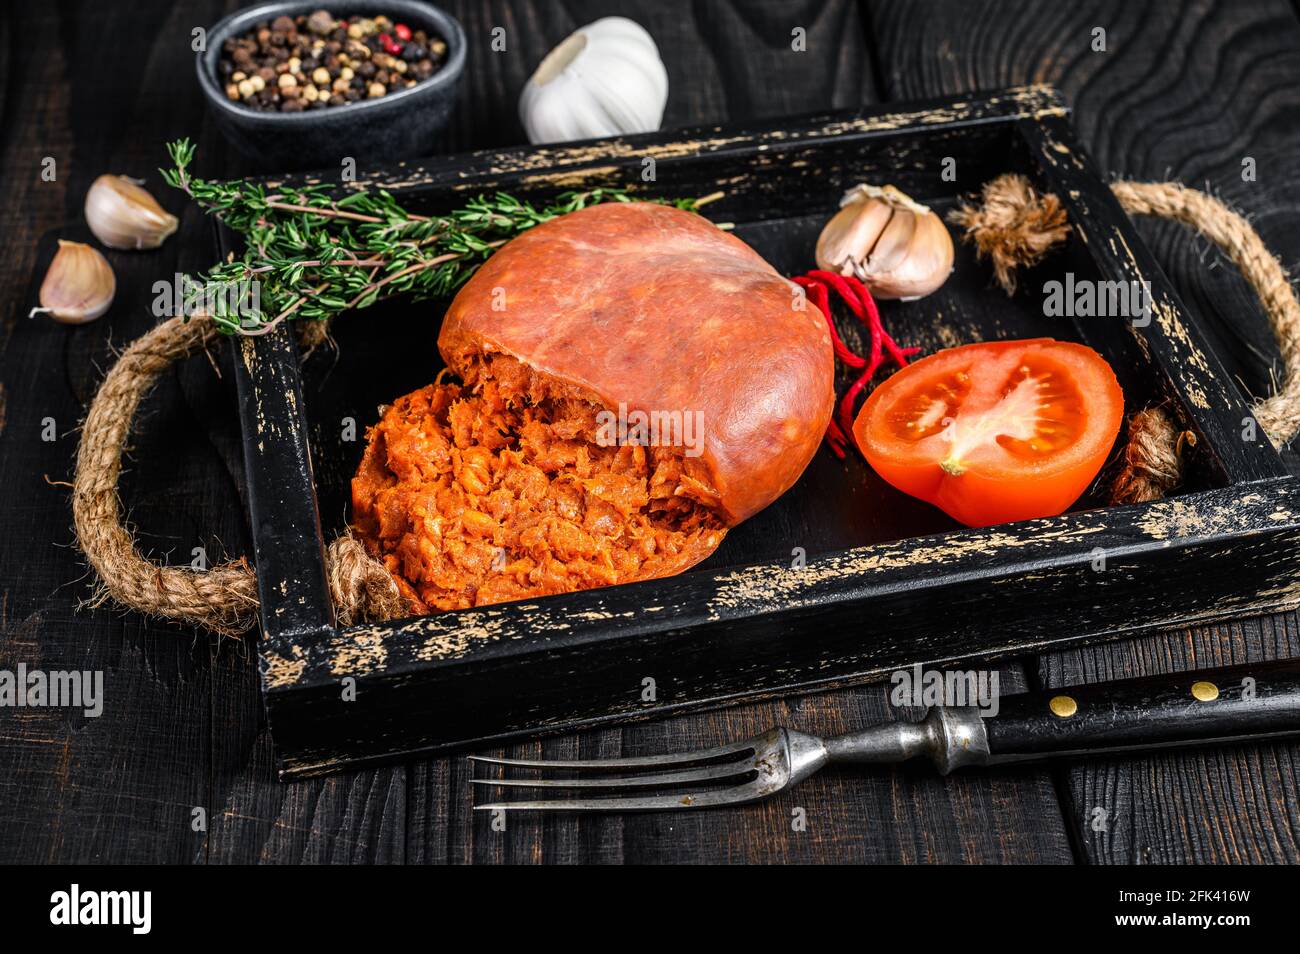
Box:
xmin=352 ymin=354 xmax=727 ymax=612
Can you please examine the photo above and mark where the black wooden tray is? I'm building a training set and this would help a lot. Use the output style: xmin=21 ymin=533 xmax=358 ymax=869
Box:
xmin=222 ymin=85 xmax=1300 ymax=778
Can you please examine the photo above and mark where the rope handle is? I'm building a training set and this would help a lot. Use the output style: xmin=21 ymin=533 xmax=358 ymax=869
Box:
xmin=1110 ymin=181 xmax=1300 ymax=446
xmin=71 ymin=316 xmax=407 ymax=636
xmin=953 ymin=176 xmax=1300 ymax=503
xmin=1104 ymin=181 xmax=1300 ymax=502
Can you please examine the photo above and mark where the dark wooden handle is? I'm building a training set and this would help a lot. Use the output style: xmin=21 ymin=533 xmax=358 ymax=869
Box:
xmin=984 ymin=660 xmax=1300 ymax=763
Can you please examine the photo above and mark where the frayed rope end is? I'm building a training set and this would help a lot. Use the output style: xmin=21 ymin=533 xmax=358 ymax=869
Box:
xmin=948 ymin=173 xmax=1071 ymax=295
xmin=1107 ymin=407 xmax=1197 ymax=505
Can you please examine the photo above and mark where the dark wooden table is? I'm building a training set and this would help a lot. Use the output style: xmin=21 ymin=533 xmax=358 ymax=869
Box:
xmin=2 ymin=0 xmax=1299 ymax=864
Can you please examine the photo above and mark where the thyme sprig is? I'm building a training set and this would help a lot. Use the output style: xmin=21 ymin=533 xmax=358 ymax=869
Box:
xmin=160 ymin=139 xmax=719 ymax=335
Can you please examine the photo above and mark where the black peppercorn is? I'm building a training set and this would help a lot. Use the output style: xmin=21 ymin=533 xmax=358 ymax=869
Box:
xmin=218 ymin=12 xmax=447 ymax=112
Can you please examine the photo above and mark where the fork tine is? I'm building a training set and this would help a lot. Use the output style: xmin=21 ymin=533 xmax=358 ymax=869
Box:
xmin=473 ymin=780 xmax=772 ymax=812
xmin=465 ymin=738 xmax=756 ymax=772
xmin=471 ymin=761 xmax=754 ymax=790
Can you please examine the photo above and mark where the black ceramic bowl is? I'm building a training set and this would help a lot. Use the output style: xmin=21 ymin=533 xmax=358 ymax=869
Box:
xmin=197 ymin=0 xmax=465 ymax=170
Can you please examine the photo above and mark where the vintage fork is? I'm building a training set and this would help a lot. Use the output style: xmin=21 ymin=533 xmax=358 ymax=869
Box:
xmin=471 ymin=660 xmax=1300 ymax=811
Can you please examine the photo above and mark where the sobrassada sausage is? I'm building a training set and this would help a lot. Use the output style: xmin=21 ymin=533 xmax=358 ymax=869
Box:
xmin=353 ymin=202 xmax=833 ymax=612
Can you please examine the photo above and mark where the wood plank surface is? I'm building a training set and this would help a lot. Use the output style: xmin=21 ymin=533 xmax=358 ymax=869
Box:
xmin=407 ymin=664 xmax=1072 ymax=864
xmin=0 ymin=0 xmax=230 ymax=865
xmin=867 ymin=0 xmax=1300 ymax=864
xmin=0 ymin=0 xmax=407 ymax=865
xmin=0 ymin=0 xmax=1294 ymax=864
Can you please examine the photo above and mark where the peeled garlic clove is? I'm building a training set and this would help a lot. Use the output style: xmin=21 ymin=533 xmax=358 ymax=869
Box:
xmin=84 ymin=174 xmax=179 ymax=250
xmin=30 ymin=240 xmax=116 ymax=324
xmin=815 ymin=183 xmax=954 ymax=299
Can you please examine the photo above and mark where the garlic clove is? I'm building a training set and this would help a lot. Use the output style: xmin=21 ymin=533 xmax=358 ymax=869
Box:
xmin=815 ymin=183 xmax=954 ymax=299
xmin=902 ymin=212 xmax=956 ymax=299
xmin=84 ymin=174 xmax=179 ymax=250
xmin=30 ymin=240 xmax=116 ymax=324
xmin=817 ymin=199 xmax=893 ymax=279
xmin=865 ymin=203 xmax=918 ymax=276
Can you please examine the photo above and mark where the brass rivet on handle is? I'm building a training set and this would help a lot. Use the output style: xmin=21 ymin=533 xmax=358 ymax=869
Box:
xmin=1191 ymin=681 xmax=1220 ymax=702
xmin=1049 ymin=695 xmax=1078 ymax=718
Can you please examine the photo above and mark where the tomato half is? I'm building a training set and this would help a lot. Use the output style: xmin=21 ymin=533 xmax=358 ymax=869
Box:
xmin=853 ymin=339 xmax=1124 ymax=528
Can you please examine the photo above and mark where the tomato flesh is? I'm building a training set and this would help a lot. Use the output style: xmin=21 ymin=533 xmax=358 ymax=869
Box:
xmin=853 ymin=339 xmax=1124 ymax=527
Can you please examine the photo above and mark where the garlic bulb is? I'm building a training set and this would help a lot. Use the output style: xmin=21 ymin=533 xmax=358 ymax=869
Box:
xmin=816 ymin=184 xmax=954 ymax=300
xmin=30 ymin=240 xmax=116 ymax=324
xmin=519 ymin=17 xmax=668 ymax=144
xmin=84 ymin=174 xmax=179 ymax=250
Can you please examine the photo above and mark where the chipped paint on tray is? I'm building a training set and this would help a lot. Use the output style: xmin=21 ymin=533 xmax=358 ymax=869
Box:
xmin=331 ymin=627 xmax=387 ymax=676
xmin=707 ymin=521 xmax=1106 ymax=613
xmin=263 ymin=644 xmax=307 ymax=688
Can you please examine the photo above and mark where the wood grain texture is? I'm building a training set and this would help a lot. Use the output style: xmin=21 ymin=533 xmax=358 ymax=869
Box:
xmin=1040 ymin=615 xmax=1300 ymax=863
xmin=408 ymin=665 xmax=1071 ymax=864
xmin=0 ymin=0 xmax=231 ymax=865
xmin=869 ymin=0 xmax=1300 ymax=456
xmin=2 ymin=0 xmax=1294 ymax=865
xmin=430 ymin=0 xmax=876 ymax=151
xmin=0 ymin=0 xmax=407 ymax=866
xmin=866 ymin=0 xmax=1300 ymax=864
